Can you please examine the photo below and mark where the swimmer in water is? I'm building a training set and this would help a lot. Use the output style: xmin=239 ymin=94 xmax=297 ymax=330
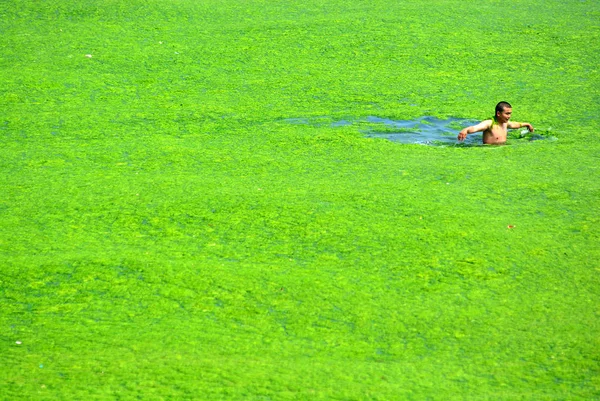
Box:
xmin=458 ymin=101 xmax=534 ymax=144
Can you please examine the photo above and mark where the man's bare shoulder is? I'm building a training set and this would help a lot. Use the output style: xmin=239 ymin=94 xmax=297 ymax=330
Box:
xmin=471 ymin=119 xmax=493 ymax=131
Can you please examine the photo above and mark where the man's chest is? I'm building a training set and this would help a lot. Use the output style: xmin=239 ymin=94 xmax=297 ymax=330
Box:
xmin=486 ymin=123 xmax=508 ymax=135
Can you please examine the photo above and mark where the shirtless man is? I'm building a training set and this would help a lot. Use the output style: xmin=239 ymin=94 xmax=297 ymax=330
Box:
xmin=458 ymin=101 xmax=534 ymax=144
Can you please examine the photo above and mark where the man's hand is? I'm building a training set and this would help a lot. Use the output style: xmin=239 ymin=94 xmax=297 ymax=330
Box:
xmin=457 ymin=129 xmax=468 ymax=141
xmin=509 ymin=121 xmax=535 ymax=132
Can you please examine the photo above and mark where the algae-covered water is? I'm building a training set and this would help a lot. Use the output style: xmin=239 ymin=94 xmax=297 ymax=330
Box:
xmin=1 ymin=0 xmax=599 ymax=399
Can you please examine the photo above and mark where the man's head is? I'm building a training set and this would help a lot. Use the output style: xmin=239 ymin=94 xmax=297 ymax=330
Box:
xmin=495 ymin=101 xmax=512 ymax=122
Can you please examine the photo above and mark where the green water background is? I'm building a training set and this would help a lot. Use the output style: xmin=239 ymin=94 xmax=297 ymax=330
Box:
xmin=1 ymin=0 xmax=599 ymax=399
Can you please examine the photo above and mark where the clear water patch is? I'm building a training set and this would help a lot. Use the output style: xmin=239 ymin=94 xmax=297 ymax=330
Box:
xmin=362 ymin=116 xmax=481 ymax=145
xmin=283 ymin=116 xmax=556 ymax=146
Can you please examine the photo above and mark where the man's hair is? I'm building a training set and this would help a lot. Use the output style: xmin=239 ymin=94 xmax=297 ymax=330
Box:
xmin=495 ymin=101 xmax=512 ymax=114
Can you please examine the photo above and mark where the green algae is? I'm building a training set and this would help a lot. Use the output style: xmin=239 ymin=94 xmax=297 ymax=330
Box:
xmin=1 ymin=0 xmax=599 ymax=399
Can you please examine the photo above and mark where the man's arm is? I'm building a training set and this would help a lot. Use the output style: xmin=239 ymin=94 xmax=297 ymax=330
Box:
xmin=458 ymin=120 xmax=492 ymax=141
xmin=508 ymin=121 xmax=534 ymax=132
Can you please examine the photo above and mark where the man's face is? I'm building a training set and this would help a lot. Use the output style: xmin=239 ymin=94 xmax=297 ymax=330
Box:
xmin=496 ymin=107 xmax=512 ymax=122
